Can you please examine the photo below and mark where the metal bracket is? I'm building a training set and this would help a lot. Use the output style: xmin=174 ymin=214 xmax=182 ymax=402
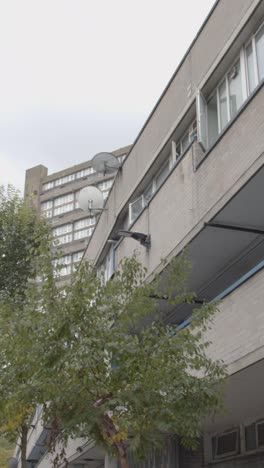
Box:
xmin=205 ymin=222 xmax=264 ymax=236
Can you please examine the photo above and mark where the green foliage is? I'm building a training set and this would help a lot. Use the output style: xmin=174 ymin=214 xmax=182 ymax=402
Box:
xmin=39 ymin=254 xmax=226 ymax=463
xmin=0 ymin=185 xmax=226 ymax=466
xmin=0 ymin=185 xmax=54 ymax=302
xmin=0 ymin=186 xmax=58 ymax=460
xmin=0 ymin=436 xmax=14 ymax=468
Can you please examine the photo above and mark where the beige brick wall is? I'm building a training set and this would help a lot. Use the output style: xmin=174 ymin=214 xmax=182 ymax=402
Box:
xmin=204 ymin=267 xmax=264 ymax=374
xmin=85 ymin=0 xmax=262 ymax=265
xmin=113 ymin=86 xmax=264 ymax=277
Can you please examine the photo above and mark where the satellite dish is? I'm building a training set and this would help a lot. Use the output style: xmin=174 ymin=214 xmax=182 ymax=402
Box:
xmin=77 ymin=186 xmax=104 ymax=216
xmin=91 ymin=152 xmax=121 ymax=174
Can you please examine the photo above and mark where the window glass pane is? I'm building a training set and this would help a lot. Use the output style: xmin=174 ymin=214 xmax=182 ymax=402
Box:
xmin=130 ymin=196 xmax=144 ymax=223
xmin=257 ymin=422 xmax=264 ymax=446
xmin=54 ymin=203 xmax=74 ymax=216
xmin=156 ymin=161 xmax=170 ymax=189
xmin=74 ymin=228 xmax=92 ymax=240
xmin=74 ymin=218 xmax=95 ymax=230
xmin=73 ymin=251 xmax=84 ymax=263
xmin=181 ymin=132 xmax=189 ymax=153
xmin=256 ymin=24 xmax=264 ymax=81
xmin=207 ymin=92 xmax=219 ymax=147
xmin=55 ymin=178 xmax=62 ymax=186
xmin=216 ymin=431 xmax=238 ymax=457
xmin=53 ymin=224 xmax=72 ymax=236
xmin=58 ymin=255 xmax=72 ymax=265
xmin=246 ymin=42 xmax=257 ymax=93
xmin=43 ymin=181 xmax=54 ymax=191
xmin=176 ymin=142 xmax=181 ymax=158
xmin=43 ymin=210 xmax=52 ymax=218
xmin=245 ymin=424 xmax=257 ymax=451
xmin=55 ymin=234 xmax=73 ymax=245
xmin=228 ymin=61 xmax=243 ymax=117
xmin=59 ymin=265 xmax=72 ymax=276
xmin=54 ymin=193 xmax=74 ymax=206
xmin=41 ymin=200 xmax=53 ymax=211
xmin=144 ymin=182 xmax=154 ymax=202
xmin=197 ymin=91 xmax=208 ymax=149
xmin=219 ymin=79 xmax=228 ymax=130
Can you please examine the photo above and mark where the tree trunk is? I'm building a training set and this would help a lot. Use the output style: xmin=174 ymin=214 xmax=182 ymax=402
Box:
xmin=21 ymin=424 xmax=28 ymax=468
xmin=103 ymin=414 xmax=129 ymax=468
xmin=118 ymin=453 xmax=129 ymax=468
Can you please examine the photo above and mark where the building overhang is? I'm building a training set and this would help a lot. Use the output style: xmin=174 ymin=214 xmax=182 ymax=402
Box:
xmin=161 ymin=163 xmax=264 ymax=325
xmin=204 ymin=357 xmax=264 ymax=433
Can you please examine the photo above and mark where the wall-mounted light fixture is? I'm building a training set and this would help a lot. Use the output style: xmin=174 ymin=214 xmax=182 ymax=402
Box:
xmin=117 ymin=230 xmax=151 ymax=248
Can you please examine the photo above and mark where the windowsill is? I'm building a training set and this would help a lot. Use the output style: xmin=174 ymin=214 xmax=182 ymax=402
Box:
xmin=197 ymin=78 xmax=264 ymax=170
xmin=208 ymin=446 xmax=264 ymax=465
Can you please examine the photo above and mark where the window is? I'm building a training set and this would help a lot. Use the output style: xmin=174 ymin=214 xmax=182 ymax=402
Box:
xmin=53 ymin=224 xmax=72 ymax=236
xmin=143 ymin=182 xmax=154 ymax=202
xmin=176 ymin=120 xmax=197 ymax=158
xmin=98 ymin=179 xmax=113 ymax=191
xmin=256 ymin=23 xmax=264 ymax=81
xmin=41 ymin=200 xmax=53 ymax=211
xmin=98 ymin=246 xmax=115 ymax=284
xmin=228 ymin=61 xmax=243 ymax=118
xmin=53 ymin=203 xmax=74 ymax=216
xmin=42 ymin=181 xmax=54 ymax=191
xmin=212 ymin=429 xmax=239 ymax=459
xmin=198 ymin=20 xmax=264 ymax=149
xmin=53 ymin=224 xmax=73 ymax=245
xmin=74 ymin=227 xmax=93 ymax=240
xmin=55 ymin=234 xmax=73 ymax=245
xmin=54 ymin=252 xmax=84 ymax=277
xmin=129 ymin=196 xmax=145 ymax=225
xmin=72 ymin=251 xmax=84 ymax=263
xmin=128 ymin=149 xmax=178 ymax=225
xmin=41 ymin=193 xmax=80 ymax=218
xmin=155 ymin=160 xmax=170 ymax=190
xmin=245 ymin=420 xmax=264 ymax=452
xmin=74 ymin=217 xmax=95 ymax=230
xmin=55 ymin=255 xmax=72 ymax=277
xmin=246 ymin=42 xmax=257 ymax=93
xmin=54 ymin=174 xmax=75 ymax=186
xmin=207 ymin=92 xmax=218 ymax=147
xmin=76 ymin=167 xmax=95 ymax=178
xmin=54 ymin=193 xmax=74 ymax=206
xmin=43 ymin=210 xmax=52 ymax=218
xmin=118 ymin=154 xmax=126 ymax=163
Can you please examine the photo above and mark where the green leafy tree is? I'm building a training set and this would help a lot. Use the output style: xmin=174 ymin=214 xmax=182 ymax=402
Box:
xmin=0 ymin=186 xmax=58 ymax=468
xmin=39 ymin=254 xmax=226 ymax=468
xmin=0 ymin=436 xmax=15 ymax=468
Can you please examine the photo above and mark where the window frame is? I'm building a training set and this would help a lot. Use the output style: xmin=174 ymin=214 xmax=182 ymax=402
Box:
xmin=198 ymin=19 xmax=264 ymax=151
xmin=244 ymin=419 xmax=264 ymax=452
xmin=213 ymin=428 xmax=240 ymax=460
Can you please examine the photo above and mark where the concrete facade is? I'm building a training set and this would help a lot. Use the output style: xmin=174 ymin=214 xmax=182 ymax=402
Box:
xmin=24 ymin=145 xmax=130 ymax=283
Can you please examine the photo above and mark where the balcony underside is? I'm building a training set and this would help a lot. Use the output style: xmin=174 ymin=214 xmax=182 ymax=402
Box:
xmin=160 ymin=163 xmax=264 ymax=325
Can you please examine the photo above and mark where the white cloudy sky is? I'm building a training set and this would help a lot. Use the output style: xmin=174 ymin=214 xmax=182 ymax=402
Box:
xmin=0 ymin=0 xmax=215 ymax=192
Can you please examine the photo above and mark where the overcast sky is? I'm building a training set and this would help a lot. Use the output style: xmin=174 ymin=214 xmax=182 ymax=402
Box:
xmin=0 ymin=0 xmax=215 ymax=192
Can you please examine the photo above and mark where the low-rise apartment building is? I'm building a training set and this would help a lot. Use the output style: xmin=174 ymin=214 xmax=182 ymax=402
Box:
xmin=82 ymin=0 xmax=264 ymax=466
